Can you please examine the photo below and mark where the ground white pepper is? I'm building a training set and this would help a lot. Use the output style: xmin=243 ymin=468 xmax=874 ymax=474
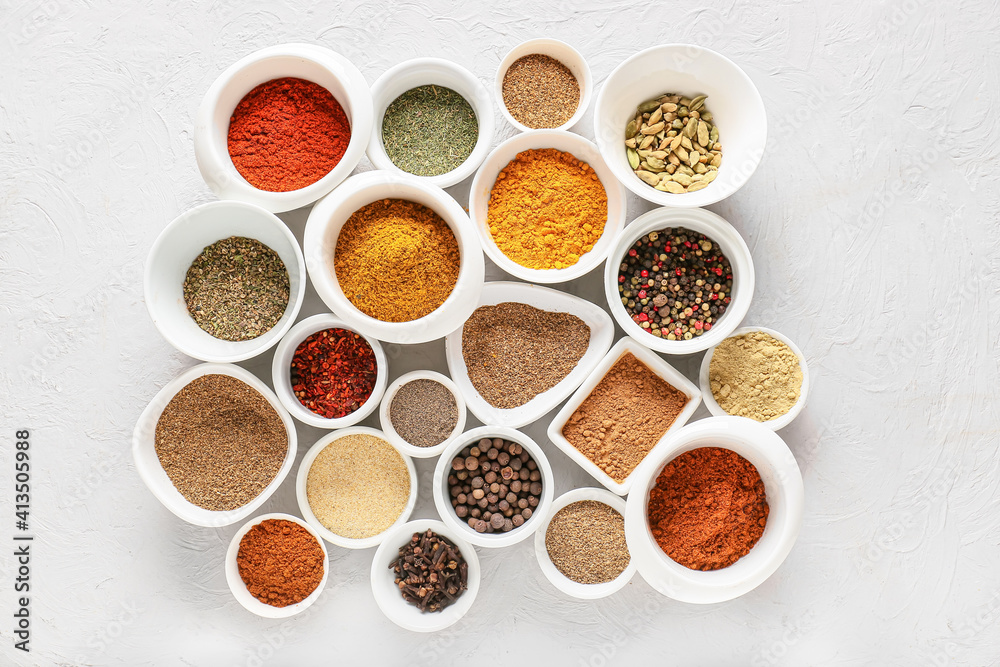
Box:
xmin=545 ymin=500 xmax=629 ymax=584
xmin=709 ymin=331 xmax=803 ymax=422
xmin=388 ymin=379 xmax=458 ymax=447
xmin=305 ymin=433 xmax=410 ymax=539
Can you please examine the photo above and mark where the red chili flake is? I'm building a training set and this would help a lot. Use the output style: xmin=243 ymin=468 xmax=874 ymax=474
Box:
xmin=290 ymin=328 xmax=377 ymax=419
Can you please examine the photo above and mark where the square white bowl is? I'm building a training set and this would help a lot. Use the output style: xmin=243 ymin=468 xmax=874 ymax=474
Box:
xmin=546 ymin=337 xmax=702 ymax=496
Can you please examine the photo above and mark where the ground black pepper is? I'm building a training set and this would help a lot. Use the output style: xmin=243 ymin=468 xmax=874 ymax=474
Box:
xmin=389 ymin=379 xmax=458 ymax=447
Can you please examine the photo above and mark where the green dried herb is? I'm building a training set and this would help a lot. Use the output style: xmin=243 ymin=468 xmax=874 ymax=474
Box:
xmin=182 ymin=236 xmax=290 ymax=342
xmin=381 ymin=85 xmax=478 ymax=177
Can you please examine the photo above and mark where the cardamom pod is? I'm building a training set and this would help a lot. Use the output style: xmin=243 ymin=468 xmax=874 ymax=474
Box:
xmin=639 ymin=134 xmax=655 ymax=150
xmin=671 ymin=119 xmax=684 ymax=130
xmin=681 ymin=136 xmax=693 ymax=151
xmin=649 ymin=151 xmax=668 ymax=159
xmin=672 ymin=172 xmax=693 ymax=187
xmin=683 ymin=117 xmax=698 ymax=139
xmin=687 ymin=180 xmax=709 ymax=192
xmin=624 ymin=137 xmax=637 ymax=148
xmin=625 ymin=119 xmax=638 ymax=139
xmin=710 ymin=153 xmax=722 ymax=167
xmin=667 ymin=152 xmax=680 ymax=166
xmin=697 ymin=121 xmax=709 ymax=147
xmin=689 ymin=95 xmax=707 ymax=112
xmin=627 ymin=148 xmax=640 ymax=170
xmin=638 ymin=99 xmax=661 ymax=113
xmin=641 ymin=121 xmax=665 ymax=135
xmin=637 ymin=149 xmax=652 ymax=158
xmin=688 ymin=149 xmax=700 ymax=167
xmin=679 ymin=97 xmax=692 ymax=107
xmin=635 ymin=170 xmax=660 ymax=186
xmin=702 ymin=169 xmax=718 ymax=184
xmin=679 ymin=165 xmax=694 ymax=176
xmin=648 ymin=107 xmax=663 ymax=125
xmin=694 ymin=162 xmax=708 ymax=174
xmin=659 ymin=180 xmax=685 ymax=194
xmin=674 ymin=146 xmax=689 ymax=162
xmin=662 ymin=103 xmax=678 ymax=112
xmin=710 ymin=126 xmax=719 ymax=143
xmin=700 ymin=111 xmax=713 ymax=122
xmin=646 ymin=156 xmax=665 ymax=170
xmin=677 ymin=106 xmax=688 ymax=118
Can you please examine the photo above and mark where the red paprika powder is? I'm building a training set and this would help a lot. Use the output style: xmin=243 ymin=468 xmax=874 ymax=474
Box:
xmin=290 ymin=327 xmax=377 ymax=419
xmin=236 ymin=519 xmax=325 ymax=607
xmin=227 ymin=77 xmax=351 ymax=192
xmin=647 ymin=447 xmax=768 ymax=571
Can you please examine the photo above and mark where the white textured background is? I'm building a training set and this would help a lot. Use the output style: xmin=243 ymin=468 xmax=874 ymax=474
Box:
xmin=1 ymin=0 xmax=999 ymax=665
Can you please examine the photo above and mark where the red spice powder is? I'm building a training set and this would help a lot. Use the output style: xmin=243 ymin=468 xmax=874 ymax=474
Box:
xmin=237 ymin=519 xmax=325 ymax=607
xmin=227 ymin=77 xmax=351 ymax=192
xmin=647 ymin=447 xmax=769 ymax=571
xmin=290 ymin=328 xmax=377 ymax=419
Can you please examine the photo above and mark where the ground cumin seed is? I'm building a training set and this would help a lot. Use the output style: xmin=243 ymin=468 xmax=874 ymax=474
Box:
xmin=461 ymin=302 xmax=590 ymax=409
xmin=305 ymin=433 xmax=410 ymax=539
xmin=545 ymin=500 xmax=629 ymax=584
xmin=502 ymin=54 xmax=580 ymax=129
xmin=154 ymin=374 xmax=287 ymax=511
xmin=562 ymin=352 xmax=688 ymax=483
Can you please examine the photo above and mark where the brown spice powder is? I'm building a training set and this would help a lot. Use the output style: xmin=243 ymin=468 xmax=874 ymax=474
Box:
xmin=502 ymin=54 xmax=580 ymax=129
xmin=562 ymin=353 xmax=688 ymax=483
xmin=236 ymin=519 xmax=325 ymax=607
xmin=154 ymin=374 xmax=287 ymax=511
xmin=545 ymin=500 xmax=629 ymax=584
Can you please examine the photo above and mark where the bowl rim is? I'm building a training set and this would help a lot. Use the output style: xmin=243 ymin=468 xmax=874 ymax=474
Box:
xmin=624 ymin=415 xmax=804 ymax=604
xmin=302 ymin=169 xmax=486 ymax=344
xmin=193 ymin=43 xmax=374 ymax=213
xmin=603 ymin=206 xmax=755 ymax=354
xmin=143 ymin=199 xmax=307 ymax=363
xmin=432 ymin=425 xmax=554 ymax=548
xmin=533 ymin=487 xmax=636 ymax=599
xmin=366 ymin=56 xmax=496 ymax=188
xmin=699 ymin=326 xmax=810 ymax=431
xmin=378 ymin=369 xmax=468 ymax=459
xmin=592 ymin=43 xmax=767 ymax=208
xmin=546 ymin=337 xmax=702 ymax=496
xmin=270 ymin=312 xmax=389 ymax=429
xmin=131 ymin=362 xmax=297 ymax=527
xmin=467 ymin=129 xmax=628 ymax=284
xmin=225 ymin=512 xmax=330 ymax=618
xmin=494 ymin=37 xmax=594 ymax=133
xmin=295 ymin=426 xmax=418 ymax=549
xmin=369 ymin=518 xmax=481 ymax=633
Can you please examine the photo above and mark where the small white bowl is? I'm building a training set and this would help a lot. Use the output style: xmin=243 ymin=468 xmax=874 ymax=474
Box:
xmin=495 ymin=38 xmax=593 ymax=133
xmin=594 ymin=44 xmax=766 ymax=208
xmin=432 ymin=426 xmax=554 ymax=549
xmin=468 ymin=130 xmax=627 ymax=284
xmin=603 ymin=206 xmax=754 ymax=355
xmin=378 ymin=370 xmax=468 ymax=459
xmin=194 ymin=43 xmax=374 ymax=213
xmin=225 ymin=513 xmax=329 ymax=618
xmin=624 ymin=416 xmax=804 ymax=604
xmin=271 ymin=313 xmax=388 ymax=429
xmin=546 ymin=338 xmax=702 ymax=496
xmin=444 ymin=281 xmax=614 ymax=428
xmin=367 ymin=58 xmax=495 ymax=188
xmin=699 ymin=326 xmax=810 ymax=431
xmin=144 ymin=200 xmax=306 ymax=363
xmin=296 ymin=426 xmax=418 ymax=549
xmin=303 ymin=170 xmax=486 ymax=344
xmin=370 ymin=518 xmax=481 ymax=633
xmin=132 ymin=363 xmax=297 ymax=527
xmin=533 ymin=487 xmax=636 ymax=600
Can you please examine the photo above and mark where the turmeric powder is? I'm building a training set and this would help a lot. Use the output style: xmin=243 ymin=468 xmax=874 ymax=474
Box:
xmin=486 ymin=148 xmax=608 ymax=270
xmin=334 ymin=199 xmax=460 ymax=322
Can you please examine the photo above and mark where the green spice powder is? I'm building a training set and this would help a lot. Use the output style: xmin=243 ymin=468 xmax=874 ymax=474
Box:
xmin=381 ymin=85 xmax=478 ymax=177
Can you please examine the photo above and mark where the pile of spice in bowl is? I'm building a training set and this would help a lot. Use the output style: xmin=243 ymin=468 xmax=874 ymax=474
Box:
xmin=623 ymin=93 xmax=721 ymax=194
xmin=647 ymin=446 xmax=768 ymax=571
xmin=228 ymin=77 xmax=351 ymax=192
xmin=290 ymin=327 xmax=378 ymax=420
xmin=501 ymin=54 xmax=581 ymax=129
xmin=301 ymin=430 xmax=414 ymax=546
xmin=461 ymin=302 xmax=590 ymax=409
xmin=387 ymin=377 xmax=461 ymax=449
xmin=182 ymin=236 xmax=290 ymax=341
xmin=380 ymin=85 xmax=478 ymax=178
xmin=486 ymin=148 xmax=607 ymax=271
xmin=334 ymin=198 xmax=460 ymax=322
xmin=154 ymin=374 xmax=288 ymax=511
xmin=236 ymin=517 xmax=325 ymax=608
xmin=389 ymin=528 xmax=469 ymax=612
xmin=545 ymin=499 xmax=629 ymax=585
xmin=617 ymin=226 xmax=733 ymax=341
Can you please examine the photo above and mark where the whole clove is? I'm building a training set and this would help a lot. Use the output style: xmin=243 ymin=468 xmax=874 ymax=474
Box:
xmin=389 ymin=529 xmax=469 ymax=612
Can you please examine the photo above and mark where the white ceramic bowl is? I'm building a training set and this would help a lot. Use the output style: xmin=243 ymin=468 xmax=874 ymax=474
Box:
xmin=495 ymin=38 xmax=593 ymax=133
xmin=468 ymin=130 xmax=627 ymax=284
xmin=378 ymin=370 xmax=468 ymax=459
xmin=303 ymin=170 xmax=486 ymax=344
xmin=370 ymin=518 xmax=481 ymax=633
xmin=132 ymin=363 xmax=297 ymax=527
xmin=604 ymin=206 xmax=754 ymax=355
xmin=144 ymin=200 xmax=306 ymax=363
xmin=194 ymin=43 xmax=374 ymax=213
xmin=225 ymin=513 xmax=329 ymax=618
xmin=546 ymin=337 xmax=702 ymax=496
xmin=699 ymin=326 xmax=810 ymax=431
xmin=594 ymin=44 xmax=766 ymax=208
xmin=433 ymin=426 xmax=554 ymax=549
xmin=624 ymin=416 xmax=804 ymax=604
xmin=271 ymin=313 xmax=388 ymax=429
xmin=295 ymin=426 xmax=418 ymax=549
xmin=533 ymin=487 xmax=636 ymax=600
xmin=444 ymin=281 xmax=614 ymax=428
xmin=367 ymin=58 xmax=495 ymax=188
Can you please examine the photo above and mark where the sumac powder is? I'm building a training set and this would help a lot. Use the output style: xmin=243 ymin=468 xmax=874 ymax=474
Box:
xmin=236 ymin=519 xmax=325 ymax=607
xmin=647 ymin=447 xmax=768 ymax=571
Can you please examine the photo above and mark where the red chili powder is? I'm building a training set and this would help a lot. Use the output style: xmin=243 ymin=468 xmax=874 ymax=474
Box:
xmin=227 ymin=77 xmax=351 ymax=192
xmin=647 ymin=447 xmax=769 ymax=571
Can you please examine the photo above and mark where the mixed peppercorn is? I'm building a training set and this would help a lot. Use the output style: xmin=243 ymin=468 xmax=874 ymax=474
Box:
xmin=617 ymin=227 xmax=733 ymax=340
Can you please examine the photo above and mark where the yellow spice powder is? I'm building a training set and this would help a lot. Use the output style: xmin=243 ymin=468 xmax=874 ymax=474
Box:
xmin=708 ymin=331 xmax=803 ymax=422
xmin=486 ymin=148 xmax=607 ymax=270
